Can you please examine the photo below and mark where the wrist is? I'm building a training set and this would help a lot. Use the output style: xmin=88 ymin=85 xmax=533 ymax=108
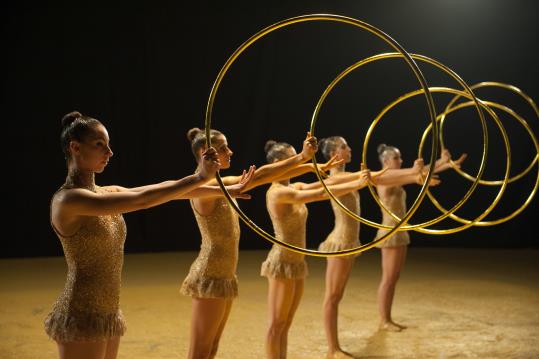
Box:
xmin=416 ymin=171 xmax=426 ymax=185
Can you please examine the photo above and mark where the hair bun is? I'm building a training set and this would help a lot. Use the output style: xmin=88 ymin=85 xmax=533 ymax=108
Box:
xmin=187 ymin=127 xmax=203 ymax=142
xmin=377 ymin=143 xmax=388 ymax=155
xmin=61 ymin=111 xmax=82 ymax=129
xmin=319 ymin=137 xmax=328 ymax=150
xmin=264 ymin=140 xmax=277 ymax=154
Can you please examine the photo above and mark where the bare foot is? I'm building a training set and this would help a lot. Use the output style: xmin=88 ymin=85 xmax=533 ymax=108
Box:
xmin=393 ymin=321 xmax=407 ymax=330
xmin=379 ymin=321 xmax=402 ymax=332
xmin=327 ymin=349 xmax=356 ymax=358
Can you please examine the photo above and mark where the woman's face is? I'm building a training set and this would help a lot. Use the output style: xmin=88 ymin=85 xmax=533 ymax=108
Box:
xmin=332 ymin=137 xmax=352 ymax=164
xmin=211 ymin=134 xmax=233 ymax=169
xmin=384 ymin=149 xmax=403 ymax=169
xmin=71 ymin=124 xmax=113 ymax=173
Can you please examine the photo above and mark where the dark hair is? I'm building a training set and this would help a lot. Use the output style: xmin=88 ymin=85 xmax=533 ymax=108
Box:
xmin=264 ymin=140 xmax=294 ymax=163
xmin=319 ymin=136 xmax=344 ymax=161
xmin=60 ymin=111 xmax=102 ymax=161
xmin=377 ymin=143 xmax=399 ymax=164
xmin=187 ymin=127 xmax=224 ymax=158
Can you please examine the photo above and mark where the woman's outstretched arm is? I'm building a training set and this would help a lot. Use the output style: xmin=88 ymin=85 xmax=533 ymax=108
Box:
xmin=57 ymin=148 xmax=221 ymax=216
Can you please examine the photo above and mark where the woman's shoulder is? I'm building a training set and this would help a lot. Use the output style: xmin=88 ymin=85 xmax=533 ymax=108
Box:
xmin=52 ymin=186 xmax=100 ymax=207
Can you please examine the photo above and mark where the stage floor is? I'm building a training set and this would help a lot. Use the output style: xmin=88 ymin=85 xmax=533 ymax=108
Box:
xmin=1 ymin=248 xmax=538 ymax=358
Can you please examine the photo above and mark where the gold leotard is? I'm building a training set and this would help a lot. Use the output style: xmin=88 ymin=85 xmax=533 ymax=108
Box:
xmin=261 ymin=183 xmax=308 ymax=279
xmin=45 ymin=185 xmax=127 ymax=342
xmin=319 ymin=189 xmax=360 ymax=254
xmin=181 ymin=197 xmax=240 ymax=298
xmin=375 ymin=186 xmax=410 ymax=248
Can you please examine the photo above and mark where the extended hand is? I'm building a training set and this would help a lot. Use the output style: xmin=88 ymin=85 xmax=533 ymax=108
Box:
xmin=199 ymin=147 xmax=220 ymax=179
xmin=417 ymin=172 xmax=441 ymax=187
xmin=226 ymin=165 xmax=256 ymax=199
xmin=440 ymin=148 xmax=451 ymax=164
xmin=413 ymin=158 xmax=425 ymax=173
xmin=452 ymin=153 xmax=467 ymax=168
xmin=437 ymin=149 xmax=467 ymax=172
xmin=320 ymin=155 xmax=344 ymax=173
xmin=301 ymin=132 xmax=318 ymax=160
xmin=357 ymin=168 xmax=371 ymax=188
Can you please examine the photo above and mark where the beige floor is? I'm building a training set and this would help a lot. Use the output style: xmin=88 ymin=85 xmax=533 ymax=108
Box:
xmin=1 ymin=248 xmax=538 ymax=359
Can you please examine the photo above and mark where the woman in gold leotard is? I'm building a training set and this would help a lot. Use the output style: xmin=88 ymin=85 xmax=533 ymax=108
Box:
xmin=46 ymin=111 xmax=248 ymax=359
xmin=374 ymin=143 xmax=466 ymax=332
xmin=182 ymin=128 xmax=319 ymax=359
xmin=318 ymin=136 xmax=363 ymax=359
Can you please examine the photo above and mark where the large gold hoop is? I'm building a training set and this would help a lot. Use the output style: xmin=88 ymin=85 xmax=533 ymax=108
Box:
xmin=422 ymin=100 xmax=539 ymax=227
xmin=204 ymin=14 xmax=439 ymax=257
xmin=440 ymin=82 xmax=539 ymax=185
xmin=309 ymin=53 xmax=491 ymax=234
xmin=362 ymin=88 xmax=509 ymax=234
xmin=415 ymin=95 xmax=511 ymax=233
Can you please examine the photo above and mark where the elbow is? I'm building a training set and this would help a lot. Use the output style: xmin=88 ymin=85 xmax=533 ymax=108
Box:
xmin=133 ymin=193 xmax=155 ymax=210
xmin=138 ymin=200 xmax=153 ymax=210
xmin=251 ymin=171 xmax=268 ymax=185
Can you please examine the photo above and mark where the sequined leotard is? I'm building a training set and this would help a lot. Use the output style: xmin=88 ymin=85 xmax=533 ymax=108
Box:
xmin=375 ymin=186 xmax=410 ymax=248
xmin=45 ymin=185 xmax=127 ymax=342
xmin=181 ymin=197 xmax=240 ymax=298
xmin=261 ymin=183 xmax=308 ymax=279
xmin=319 ymin=189 xmax=360 ymax=254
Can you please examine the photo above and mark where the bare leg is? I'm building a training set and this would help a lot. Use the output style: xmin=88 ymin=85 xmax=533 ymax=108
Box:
xmin=57 ymin=340 xmax=108 ymax=359
xmin=377 ymin=246 xmax=407 ymax=331
xmin=266 ymin=277 xmax=296 ymax=359
xmin=323 ymin=256 xmax=355 ymax=358
xmin=280 ymin=279 xmax=304 ymax=359
xmin=209 ymin=298 xmax=233 ymax=359
xmin=188 ymin=297 xmax=230 ymax=359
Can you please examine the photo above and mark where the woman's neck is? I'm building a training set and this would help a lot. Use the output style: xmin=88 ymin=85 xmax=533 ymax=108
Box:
xmin=330 ymin=164 xmax=346 ymax=175
xmin=65 ymin=166 xmax=96 ymax=190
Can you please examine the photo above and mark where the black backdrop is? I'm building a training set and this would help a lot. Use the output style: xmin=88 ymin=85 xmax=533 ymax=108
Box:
xmin=3 ymin=0 xmax=538 ymax=258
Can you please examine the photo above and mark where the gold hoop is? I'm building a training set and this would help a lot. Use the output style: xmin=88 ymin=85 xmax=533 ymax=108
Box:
xmin=415 ymin=95 xmax=511 ymax=233
xmin=309 ymin=53 xmax=491 ymax=234
xmin=423 ymin=99 xmax=539 ymax=227
xmin=363 ymin=88 xmax=509 ymax=234
xmin=204 ymin=15 xmax=439 ymax=257
xmin=440 ymin=82 xmax=539 ymax=185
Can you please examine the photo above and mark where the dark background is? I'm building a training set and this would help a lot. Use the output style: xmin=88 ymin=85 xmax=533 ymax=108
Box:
xmin=3 ymin=0 xmax=538 ymax=258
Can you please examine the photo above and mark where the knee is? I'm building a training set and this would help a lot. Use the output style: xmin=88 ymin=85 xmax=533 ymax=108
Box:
xmin=383 ymin=270 xmax=401 ymax=284
xmin=267 ymin=319 xmax=288 ymax=337
xmin=325 ymin=291 xmax=344 ymax=307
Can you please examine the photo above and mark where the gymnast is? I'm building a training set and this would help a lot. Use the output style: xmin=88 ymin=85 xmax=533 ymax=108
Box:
xmin=374 ymin=143 xmax=466 ymax=332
